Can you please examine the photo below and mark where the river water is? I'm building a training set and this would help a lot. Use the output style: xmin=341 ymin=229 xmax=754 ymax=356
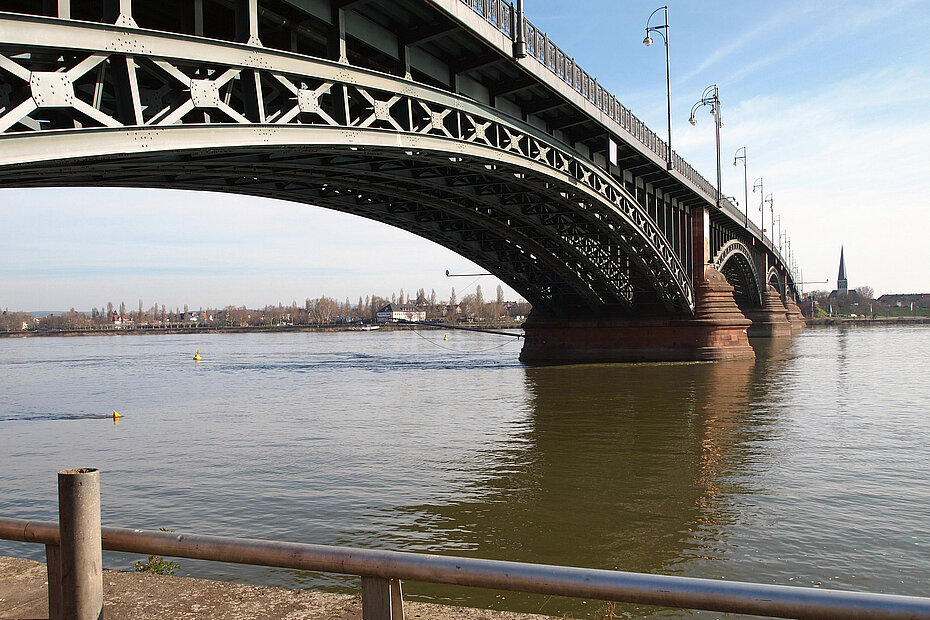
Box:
xmin=1 ymin=326 xmax=928 ymax=618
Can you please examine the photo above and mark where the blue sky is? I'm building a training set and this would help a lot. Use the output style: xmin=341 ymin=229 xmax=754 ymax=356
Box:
xmin=2 ymin=0 xmax=929 ymax=311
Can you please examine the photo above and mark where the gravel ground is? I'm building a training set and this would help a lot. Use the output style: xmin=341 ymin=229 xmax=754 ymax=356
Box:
xmin=0 ymin=555 xmax=554 ymax=620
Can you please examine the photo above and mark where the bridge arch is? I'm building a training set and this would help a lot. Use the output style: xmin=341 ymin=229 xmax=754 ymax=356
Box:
xmin=767 ymin=266 xmax=785 ymax=296
xmin=713 ymin=240 xmax=762 ymax=309
xmin=0 ymin=20 xmax=694 ymax=316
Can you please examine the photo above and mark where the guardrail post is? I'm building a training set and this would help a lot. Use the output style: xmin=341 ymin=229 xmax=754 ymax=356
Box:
xmin=361 ymin=576 xmax=404 ymax=620
xmin=58 ymin=468 xmax=103 ymax=620
xmin=45 ymin=543 xmax=62 ymax=620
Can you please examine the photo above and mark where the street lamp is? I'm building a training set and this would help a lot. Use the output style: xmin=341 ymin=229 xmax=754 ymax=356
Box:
xmin=752 ymin=177 xmax=764 ymax=235
xmin=733 ymin=146 xmax=748 ymax=227
xmin=689 ymin=85 xmax=722 ymax=208
xmin=764 ymin=193 xmax=774 ymax=246
xmin=644 ymin=6 xmax=672 ymax=170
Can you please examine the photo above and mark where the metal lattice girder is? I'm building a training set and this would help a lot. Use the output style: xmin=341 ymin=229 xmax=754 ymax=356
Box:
xmin=714 ymin=240 xmax=763 ymax=308
xmin=0 ymin=13 xmax=695 ymax=315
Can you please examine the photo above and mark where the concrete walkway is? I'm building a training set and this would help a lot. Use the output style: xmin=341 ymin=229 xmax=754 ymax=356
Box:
xmin=0 ymin=555 xmax=553 ymax=620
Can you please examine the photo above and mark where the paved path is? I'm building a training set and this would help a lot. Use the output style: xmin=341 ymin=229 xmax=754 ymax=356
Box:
xmin=0 ymin=556 xmax=553 ymax=619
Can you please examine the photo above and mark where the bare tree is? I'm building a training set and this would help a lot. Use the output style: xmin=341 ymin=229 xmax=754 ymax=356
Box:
xmin=445 ymin=287 xmax=458 ymax=324
xmin=309 ymin=296 xmax=340 ymax=325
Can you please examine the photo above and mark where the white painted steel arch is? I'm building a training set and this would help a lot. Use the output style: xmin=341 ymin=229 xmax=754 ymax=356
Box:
xmin=0 ymin=13 xmax=694 ymax=314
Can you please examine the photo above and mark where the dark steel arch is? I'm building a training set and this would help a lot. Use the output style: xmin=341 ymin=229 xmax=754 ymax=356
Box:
xmin=767 ymin=266 xmax=784 ymax=296
xmin=0 ymin=126 xmax=684 ymax=315
xmin=713 ymin=240 xmax=762 ymax=309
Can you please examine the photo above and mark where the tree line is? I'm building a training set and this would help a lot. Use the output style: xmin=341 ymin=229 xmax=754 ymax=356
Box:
xmin=806 ymin=285 xmax=930 ymax=318
xmin=1 ymin=285 xmax=532 ymax=332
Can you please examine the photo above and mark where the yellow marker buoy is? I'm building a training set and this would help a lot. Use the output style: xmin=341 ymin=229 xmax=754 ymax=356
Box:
xmin=443 ymin=335 xmax=448 ymax=341
xmin=193 ymin=349 xmax=202 ymax=361
xmin=112 ymin=410 xmax=121 ymax=419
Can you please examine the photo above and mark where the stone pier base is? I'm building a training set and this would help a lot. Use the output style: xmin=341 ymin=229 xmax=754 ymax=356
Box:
xmin=745 ymin=287 xmax=792 ymax=338
xmin=784 ymin=298 xmax=807 ymax=334
xmin=520 ymin=268 xmax=754 ymax=364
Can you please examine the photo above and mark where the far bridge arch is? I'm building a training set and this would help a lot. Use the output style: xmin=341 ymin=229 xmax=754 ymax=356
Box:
xmin=767 ymin=266 xmax=784 ymax=297
xmin=713 ymin=240 xmax=762 ymax=310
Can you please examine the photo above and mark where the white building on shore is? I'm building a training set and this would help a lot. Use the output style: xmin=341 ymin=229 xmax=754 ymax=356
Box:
xmin=376 ymin=303 xmax=426 ymax=323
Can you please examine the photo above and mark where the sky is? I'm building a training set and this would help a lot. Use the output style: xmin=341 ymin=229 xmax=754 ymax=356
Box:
xmin=2 ymin=0 xmax=929 ymax=311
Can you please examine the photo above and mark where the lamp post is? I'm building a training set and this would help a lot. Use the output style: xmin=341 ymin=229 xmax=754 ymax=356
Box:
xmin=774 ymin=215 xmax=782 ymax=251
xmin=689 ymin=85 xmax=722 ymax=208
xmin=513 ymin=0 xmax=526 ymax=58
xmin=644 ymin=6 xmax=672 ymax=170
xmin=733 ymin=146 xmax=748 ymax=227
xmin=765 ymin=193 xmax=774 ymax=244
xmin=752 ymin=177 xmax=764 ymax=238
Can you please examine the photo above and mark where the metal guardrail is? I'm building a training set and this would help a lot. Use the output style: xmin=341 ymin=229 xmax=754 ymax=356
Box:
xmin=460 ymin=1 xmax=707 ymax=195
xmin=459 ymin=0 xmax=799 ymax=287
xmin=3 ymin=515 xmax=930 ymax=619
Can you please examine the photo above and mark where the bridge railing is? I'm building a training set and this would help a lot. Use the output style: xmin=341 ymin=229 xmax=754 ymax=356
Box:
xmin=460 ymin=0 xmax=798 ymax=288
xmin=4 ymin=514 xmax=930 ymax=619
xmin=460 ymin=1 xmax=715 ymax=195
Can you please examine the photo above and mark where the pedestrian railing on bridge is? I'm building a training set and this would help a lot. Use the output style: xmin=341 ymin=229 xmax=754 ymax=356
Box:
xmin=459 ymin=0 xmax=716 ymax=202
xmin=1 ymin=469 xmax=929 ymax=619
xmin=458 ymin=0 xmax=799 ymax=287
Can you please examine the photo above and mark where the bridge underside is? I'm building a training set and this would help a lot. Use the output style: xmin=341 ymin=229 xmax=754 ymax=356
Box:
xmin=0 ymin=5 xmax=804 ymax=363
xmin=0 ymin=133 xmax=684 ymax=319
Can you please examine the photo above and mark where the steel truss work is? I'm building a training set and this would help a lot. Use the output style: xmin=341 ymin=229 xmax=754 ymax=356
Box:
xmin=713 ymin=240 xmax=762 ymax=309
xmin=0 ymin=13 xmax=696 ymax=315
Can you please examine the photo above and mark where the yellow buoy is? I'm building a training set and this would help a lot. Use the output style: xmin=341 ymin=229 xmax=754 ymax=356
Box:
xmin=443 ymin=335 xmax=448 ymax=341
xmin=193 ymin=349 xmax=202 ymax=361
xmin=112 ymin=410 xmax=121 ymax=419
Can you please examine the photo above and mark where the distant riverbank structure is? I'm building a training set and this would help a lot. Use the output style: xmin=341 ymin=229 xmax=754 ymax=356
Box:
xmin=376 ymin=304 xmax=427 ymax=324
xmin=836 ymin=247 xmax=849 ymax=295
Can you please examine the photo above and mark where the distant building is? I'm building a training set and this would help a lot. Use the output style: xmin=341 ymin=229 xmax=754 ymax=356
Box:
xmin=877 ymin=293 xmax=930 ymax=309
xmin=836 ymin=246 xmax=848 ymax=295
xmin=828 ymin=246 xmax=851 ymax=301
xmin=111 ymin=312 xmax=132 ymax=329
xmin=376 ymin=303 xmax=426 ymax=323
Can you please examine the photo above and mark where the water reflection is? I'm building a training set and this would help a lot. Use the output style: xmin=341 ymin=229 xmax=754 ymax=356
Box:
xmin=5 ymin=329 xmax=927 ymax=618
xmin=397 ymin=358 xmax=758 ymax=616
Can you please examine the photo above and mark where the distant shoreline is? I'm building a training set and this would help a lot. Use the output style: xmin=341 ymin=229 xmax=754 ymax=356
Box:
xmin=0 ymin=322 xmax=525 ymax=338
xmin=2 ymin=317 xmax=926 ymax=338
xmin=805 ymin=316 xmax=930 ymax=326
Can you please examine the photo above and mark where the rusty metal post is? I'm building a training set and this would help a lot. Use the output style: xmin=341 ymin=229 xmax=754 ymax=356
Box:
xmin=361 ymin=576 xmax=404 ymax=620
xmin=58 ymin=468 xmax=103 ymax=620
xmin=45 ymin=543 xmax=62 ymax=620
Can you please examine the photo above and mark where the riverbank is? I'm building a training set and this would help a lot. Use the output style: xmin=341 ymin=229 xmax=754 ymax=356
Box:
xmin=0 ymin=322 xmax=525 ymax=339
xmin=805 ymin=316 xmax=930 ymax=326
xmin=0 ymin=555 xmax=552 ymax=620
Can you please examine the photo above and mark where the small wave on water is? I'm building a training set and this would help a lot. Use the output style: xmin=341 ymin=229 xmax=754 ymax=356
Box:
xmin=0 ymin=410 xmax=120 ymax=422
xmin=200 ymin=347 xmax=524 ymax=375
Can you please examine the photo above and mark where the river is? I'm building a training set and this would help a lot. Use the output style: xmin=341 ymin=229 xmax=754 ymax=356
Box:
xmin=1 ymin=325 xmax=928 ymax=618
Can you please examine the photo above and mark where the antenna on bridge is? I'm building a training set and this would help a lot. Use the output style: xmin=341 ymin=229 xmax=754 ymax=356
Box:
xmin=446 ymin=270 xmax=492 ymax=277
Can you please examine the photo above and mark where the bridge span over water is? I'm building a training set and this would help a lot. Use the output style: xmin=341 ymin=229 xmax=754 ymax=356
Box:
xmin=0 ymin=0 xmax=804 ymax=362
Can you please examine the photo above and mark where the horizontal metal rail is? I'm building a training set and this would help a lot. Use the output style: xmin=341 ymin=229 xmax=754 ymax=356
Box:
xmin=2 ymin=517 xmax=928 ymax=619
xmin=401 ymin=320 xmax=523 ymax=338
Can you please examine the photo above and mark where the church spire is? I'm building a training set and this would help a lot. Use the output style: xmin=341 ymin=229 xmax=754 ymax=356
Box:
xmin=837 ymin=246 xmax=848 ymax=294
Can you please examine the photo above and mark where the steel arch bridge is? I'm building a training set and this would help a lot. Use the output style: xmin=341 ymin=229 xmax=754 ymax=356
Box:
xmin=0 ymin=1 xmax=803 ymax=361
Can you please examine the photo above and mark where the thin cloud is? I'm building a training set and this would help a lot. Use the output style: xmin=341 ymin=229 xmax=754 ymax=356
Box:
xmin=679 ymin=6 xmax=811 ymax=85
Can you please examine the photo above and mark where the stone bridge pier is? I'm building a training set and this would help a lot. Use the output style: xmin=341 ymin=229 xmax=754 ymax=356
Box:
xmin=520 ymin=207 xmax=758 ymax=364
